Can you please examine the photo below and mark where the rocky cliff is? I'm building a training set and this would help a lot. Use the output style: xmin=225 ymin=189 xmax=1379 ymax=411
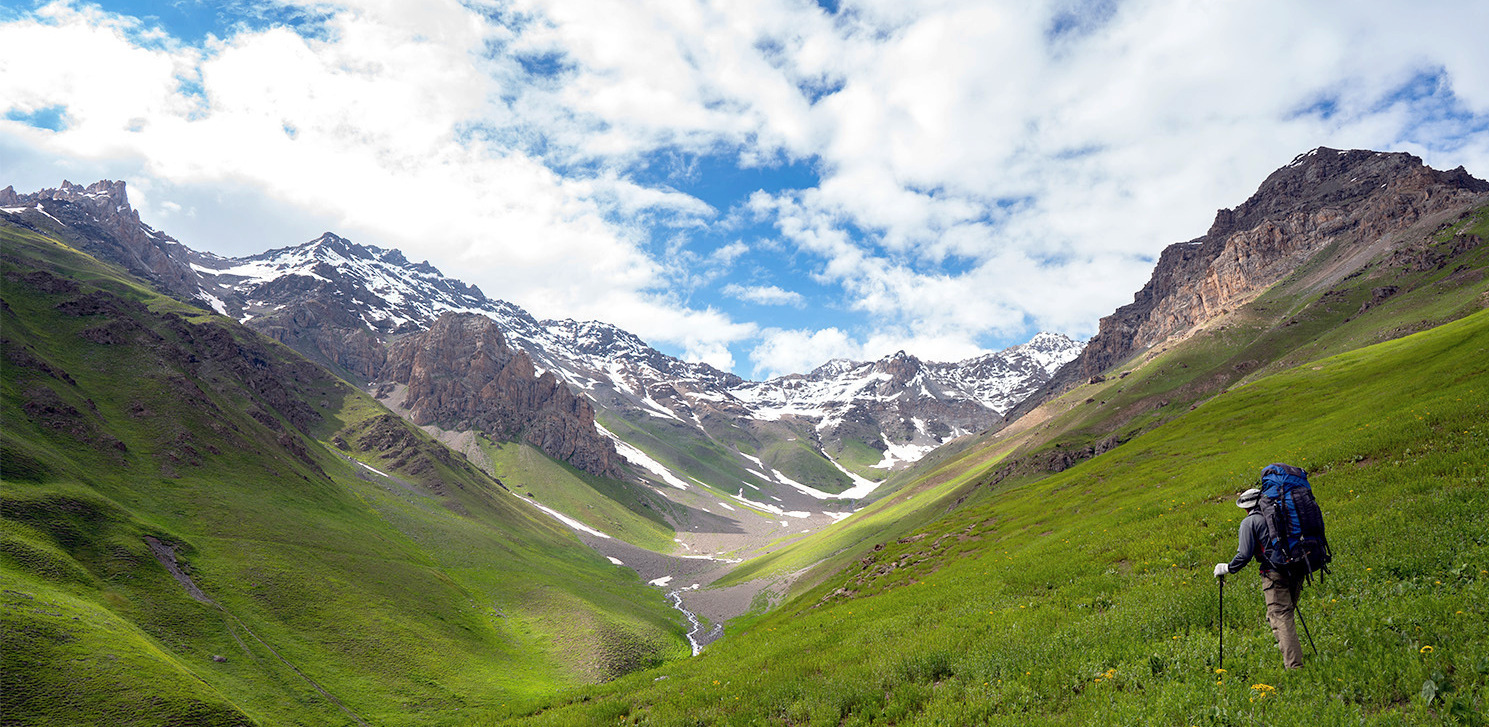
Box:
xmin=1007 ymin=148 xmax=1489 ymax=422
xmin=382 ymin=313 xmax=621 ymax=478
xmin=1 ymin=181 xmax=204 ymax=299
xmin=3 ymin=180 xmax=1080 ymax=485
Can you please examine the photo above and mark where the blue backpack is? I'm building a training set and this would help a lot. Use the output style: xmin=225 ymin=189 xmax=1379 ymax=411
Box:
xmin=1257 ymin=463 xmax=1332 ymax=582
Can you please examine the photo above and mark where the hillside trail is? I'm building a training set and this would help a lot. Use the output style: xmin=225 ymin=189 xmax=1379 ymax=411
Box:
xmin=143 ymin=537 xmax=372 ymax=726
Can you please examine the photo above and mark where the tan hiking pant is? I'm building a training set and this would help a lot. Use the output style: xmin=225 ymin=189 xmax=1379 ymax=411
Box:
xmin=1262 ymin=570 xmax=1303 ymax=669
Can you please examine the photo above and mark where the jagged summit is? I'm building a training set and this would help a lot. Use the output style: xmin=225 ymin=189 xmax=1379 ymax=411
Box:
xmin=1208 ymin=148 xmax=1489 ymax=241
xmin=1 ymin=179 xmax=200 ymax=297
xmin=4 ymin=178 xmax=1083 ymax=479
xmin=1006 ymin=147 xmax=1489 ymax=424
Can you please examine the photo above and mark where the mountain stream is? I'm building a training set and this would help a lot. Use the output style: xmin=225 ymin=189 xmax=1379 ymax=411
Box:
xmin=667 ymin=588 xmax=721 ymax=656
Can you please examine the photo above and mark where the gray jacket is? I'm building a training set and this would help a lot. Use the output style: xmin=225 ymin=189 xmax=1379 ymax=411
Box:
xmin=1223 ymin=511 xmax=1274 ymax=574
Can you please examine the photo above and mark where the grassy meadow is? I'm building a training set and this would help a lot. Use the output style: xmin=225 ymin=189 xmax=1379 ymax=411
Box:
xmin=503 ymin=301 xmax=1489 ymax=725
xmin=2 ymin=227 xmax=687 ymax=725
xmin=4 ymin=202 xmax=1486 ymax=726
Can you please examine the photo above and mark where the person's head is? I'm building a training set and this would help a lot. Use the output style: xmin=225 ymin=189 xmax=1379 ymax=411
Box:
xmin=1236 ymin=488 xmax=1262 ymax=511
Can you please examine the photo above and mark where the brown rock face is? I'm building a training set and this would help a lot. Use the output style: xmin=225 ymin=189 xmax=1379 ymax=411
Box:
xmin=384 ymin=313 xmax=620 ymax=478
xmin=4 ymin=181 xmax=205 ymax=300
xmin=253 ymin=297 xmax=389 ymax=381
xmin=1012 ymin=148 xmax=1489 ymax=419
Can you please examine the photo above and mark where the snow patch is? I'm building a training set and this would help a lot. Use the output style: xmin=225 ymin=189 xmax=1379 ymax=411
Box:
xmin=32 ymin=203 xmax=63 ymax=225
xmin=730 ymin=490 xmax=785 ymax=516
xmin=822 ymin=452 xmax=886 ymax=499
xmin=197 ymin=290 xmax=228 ymax=315
xmin=521 ymin=497 xmax=611 ymax=539
xmin=596 ymin=422 xmax=689 ymax=490
xmin=356 ymin=461 xmax=391 ymax=478
xmin=871 ymin=440 xmax=939 ymax=470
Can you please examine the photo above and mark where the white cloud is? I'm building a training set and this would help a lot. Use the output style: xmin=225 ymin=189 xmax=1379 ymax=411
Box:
xmin=0 ymin=0 xmax=747 ymax=360
xmin=749 ymin=327 xmax=860 ymax=379
xmin=709 ymin=240 xmax=750 ymax=265
xmin=3 ymin=0 xmax=1487 ymax=379
xmin=737 ymin=0 xmax=1489 ymax=353
xmin=722 ymin=283 xmax=805 ymax=308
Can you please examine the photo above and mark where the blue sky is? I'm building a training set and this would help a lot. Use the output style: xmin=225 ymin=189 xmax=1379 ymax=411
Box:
xmin=3 ymin=0 xmax=1487 ymax=378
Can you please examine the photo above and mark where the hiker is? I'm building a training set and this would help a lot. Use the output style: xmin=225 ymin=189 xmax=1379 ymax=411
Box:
xmin=1213 ymin=487 xmax=1304 ymax=669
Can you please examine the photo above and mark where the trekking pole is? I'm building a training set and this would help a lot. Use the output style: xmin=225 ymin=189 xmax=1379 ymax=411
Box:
xmin=1217 ymin=575 xmax=1224 ymax=670
xmin=1296 ymin=599 xmax=1318 ymax=656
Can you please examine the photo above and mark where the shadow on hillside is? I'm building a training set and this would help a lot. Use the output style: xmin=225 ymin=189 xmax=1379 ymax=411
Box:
xmin=670 ymin=503 xmax=747 ymax=535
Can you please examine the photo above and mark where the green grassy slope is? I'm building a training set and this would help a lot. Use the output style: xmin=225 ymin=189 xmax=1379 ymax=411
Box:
xmin=599 ymin=403 xmax=859 ymax=501
xmin=718 ymin=203 xmax=1489 ymax=593
xmin=2 ymin=227 xmax=688 ymax=725
xmin=481 ymin=438 xmax=677 ymax=552
xmin=506 ymin=296 xmax=1489 ymax=726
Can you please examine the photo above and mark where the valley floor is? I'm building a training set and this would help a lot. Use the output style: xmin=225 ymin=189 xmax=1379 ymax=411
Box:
xmin=378 ymin=382 xmax=860 ymax=641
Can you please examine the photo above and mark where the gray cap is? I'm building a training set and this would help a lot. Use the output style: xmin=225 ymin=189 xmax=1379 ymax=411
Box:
xmin=1236 ymin=488 xmax=1262 ymax=510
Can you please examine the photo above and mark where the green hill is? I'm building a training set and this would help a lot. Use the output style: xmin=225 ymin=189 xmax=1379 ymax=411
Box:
xmin=713 ymin=202 xmax=1489 ymax=594
xmin=1 ymin=227 xmax=688 ymax=725
xmin=5 ymin=183 xmax=1487 ymax=726
xmin=502 ymin=231 xmax=1489 ymax=723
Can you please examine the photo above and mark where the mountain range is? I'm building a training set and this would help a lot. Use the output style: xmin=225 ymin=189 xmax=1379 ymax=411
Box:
xmin=5 ymin=146 xmax=1488 ymax=725
xmin=1 ymin=180 xmax=1082 ymax=506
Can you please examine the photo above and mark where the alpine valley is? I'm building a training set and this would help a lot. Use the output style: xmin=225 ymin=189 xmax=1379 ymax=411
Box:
xmin=5 ymin=147 xmax=1489 ymax=726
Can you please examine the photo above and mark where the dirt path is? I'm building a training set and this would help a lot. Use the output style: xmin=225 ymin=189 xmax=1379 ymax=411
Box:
xmin=144 ymin=537 xmax=372 ymax=727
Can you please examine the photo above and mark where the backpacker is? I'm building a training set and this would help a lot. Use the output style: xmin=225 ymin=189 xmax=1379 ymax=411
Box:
xmin=1256 ymin=463 xmax=1332 ymax=583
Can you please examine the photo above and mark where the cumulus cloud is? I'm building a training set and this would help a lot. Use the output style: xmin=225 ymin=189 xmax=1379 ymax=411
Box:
xmin=723 ymin=283 xmax=805 ymax=308
xmin=3 ymin=0 xmax=1486 ymax=379
xmin=749 ymin=327 xmax=861 ymax=379
xmin=0 ymin=0 xmax=735 ymax=355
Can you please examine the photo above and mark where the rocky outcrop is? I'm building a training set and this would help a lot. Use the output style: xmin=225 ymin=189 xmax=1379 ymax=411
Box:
xmin=6 ymin=179 xmax=1080 ymax=479
xmin=1 ymin=181 xmax=205 ymax=302
xmin=1008 ymin=148 xmax=1489 ymax=422
xmin=253 ymin=296 xmax=390 ymax=381
xmin=383 ymin=313 xmax=620 ymax=478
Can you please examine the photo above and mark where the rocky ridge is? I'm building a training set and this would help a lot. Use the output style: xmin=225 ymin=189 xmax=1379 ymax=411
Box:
xmin=2 ymin=180 xmax=1078 ymax=490
xmin=381 ymin=313 xmax=621 ymax=478
xmin=3 ymin=184 xmax=1077 ymax=484
xmin=1 ymin=180 xmax=203 ymax=298
xmin=1007 ymin=147 xmax=1489 ymax=421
